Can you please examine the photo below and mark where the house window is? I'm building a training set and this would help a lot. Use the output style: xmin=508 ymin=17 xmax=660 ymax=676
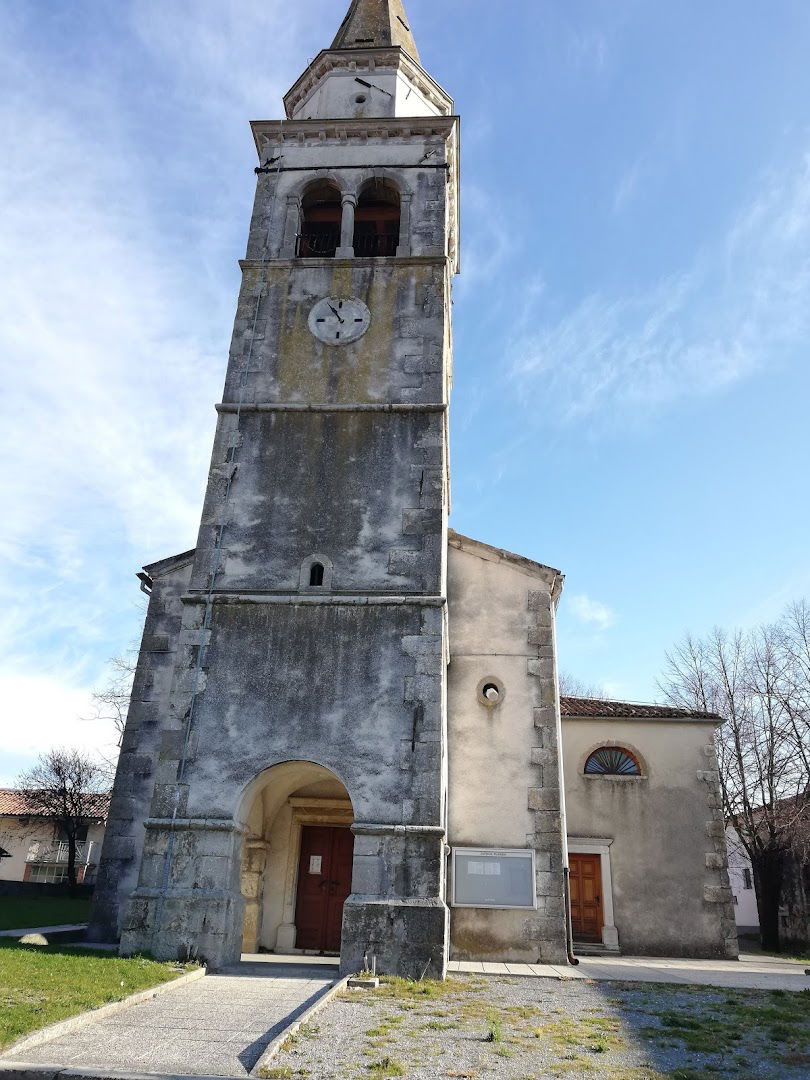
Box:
xmin=30 ymin=864 xmax=69 ymax=884
xmin=584 ymin=747 xmax=641 ymax=776
xmin=354 ymin=179 xmax=400 ymax=257
xmin=743 ymin=868 xmax=753 ymax=890
xmin=297 ymin=180 xmax=342 ymax=258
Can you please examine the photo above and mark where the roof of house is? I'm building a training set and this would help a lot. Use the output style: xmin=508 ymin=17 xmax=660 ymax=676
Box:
xmin=0 ymin=789 xmax=111 ymax=819
xmin=560 ymin=696 xmax=724 ymax=722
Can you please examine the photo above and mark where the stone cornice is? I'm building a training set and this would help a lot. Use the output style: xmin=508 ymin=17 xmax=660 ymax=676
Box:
xmin=282 ymin=47 xmax=454 ymax=120
xmin=143 ymin=818 xmax=246 ymax=833
xmin=215 ymin=402 xmax=447 ymax=414
xmin=181 ymin=593 xmax=447 ymax=607
xmin=352 ymin=823 xmax=446 ymax=838
xmin=238 ymin=255 xmax=451 ymax=271
xmin=250 ymin=114 xmax=459 ymax=156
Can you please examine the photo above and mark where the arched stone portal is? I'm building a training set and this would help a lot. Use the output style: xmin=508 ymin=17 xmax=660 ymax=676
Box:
xmin=238 ymin=761 xmax=354 ymax=956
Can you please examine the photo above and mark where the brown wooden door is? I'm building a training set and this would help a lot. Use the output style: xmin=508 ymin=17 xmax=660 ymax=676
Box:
xmin=569 ymin=853 xmax=604 ymax=942
xmin=294 ymin=825 xmax=354 ymax=952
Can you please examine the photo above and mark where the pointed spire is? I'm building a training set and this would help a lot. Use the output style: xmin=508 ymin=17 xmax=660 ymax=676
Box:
xmin=331 ymin=0 xmax=421 ymax=63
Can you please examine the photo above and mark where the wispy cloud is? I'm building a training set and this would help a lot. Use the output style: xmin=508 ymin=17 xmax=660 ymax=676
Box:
xmin=567 ymin=28 xmax=609 ymax=74
xmin=613 ymin=151 xmax=653 ymax=213
xmin=455 ymin=182 xmax=513 ymax=296
xmin=511 ymin=148 xmax=810 ymax=421
xmin=0 ymin=0 xmax=314 ymax=781
xmin=568 ymin=594 xmax=616 ymax=631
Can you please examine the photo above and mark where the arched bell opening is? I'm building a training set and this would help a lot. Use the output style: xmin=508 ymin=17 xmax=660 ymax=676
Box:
xmin=238 ymin=761 xmax=354 ymax=957
xmin=297 ymin=180 xmax=342 ymax=258
xmin=354 ymin=178 xmax=401 ymax=257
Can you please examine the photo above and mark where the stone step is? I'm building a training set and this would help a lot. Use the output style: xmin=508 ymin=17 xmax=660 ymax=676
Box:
xmin=573 ymin=942 xmax=620 ymax=957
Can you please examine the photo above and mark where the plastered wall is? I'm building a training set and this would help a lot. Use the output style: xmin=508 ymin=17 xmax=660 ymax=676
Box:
xmin=446 ymin=536 xmax=567 ymax=963
xmin=563 ymin=718 xmax=738 ymax=958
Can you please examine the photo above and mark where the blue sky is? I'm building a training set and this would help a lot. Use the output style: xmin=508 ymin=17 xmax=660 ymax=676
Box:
xmin=1 ymin=0 xmax=810 ymax=785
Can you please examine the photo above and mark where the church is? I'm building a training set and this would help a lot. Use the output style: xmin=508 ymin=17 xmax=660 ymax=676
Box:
xmin=89 ymin=0 xmax=738 ymax=976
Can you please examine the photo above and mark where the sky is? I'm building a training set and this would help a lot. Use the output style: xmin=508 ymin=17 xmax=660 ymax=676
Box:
xmin=1 ymin=0 xmax=810 ymax=786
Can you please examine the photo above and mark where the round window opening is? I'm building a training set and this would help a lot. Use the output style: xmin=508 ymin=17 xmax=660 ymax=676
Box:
xmin=355 ymin=94 xmax=367 ymax=104
xmin=476 ymin=677 xmax=505 ymax=708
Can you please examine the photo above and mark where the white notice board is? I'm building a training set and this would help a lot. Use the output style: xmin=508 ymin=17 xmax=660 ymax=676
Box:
xmin=451 ymin=847 xmax=536 ymax=909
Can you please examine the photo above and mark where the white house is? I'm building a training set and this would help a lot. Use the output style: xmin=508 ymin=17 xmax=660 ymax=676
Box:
xmin=0 ymin=789 xmax=109 ymax=885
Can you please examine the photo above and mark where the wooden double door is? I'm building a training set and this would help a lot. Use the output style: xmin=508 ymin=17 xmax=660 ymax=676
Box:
xmin=569 ymin=853 xmax=604 ymax=942
xmin=294 ymin=825 xmax=354 ymax=953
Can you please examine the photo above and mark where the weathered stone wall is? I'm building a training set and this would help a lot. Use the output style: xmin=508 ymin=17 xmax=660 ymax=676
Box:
xmin=118 ymin=599 xmax=448 ymax=972
xmin=116 ymin=217 xmax=453 ymax=974
xmin=88 ymin=557 xmax=192 ymax=942
xmin=563 ymin=718 xmax=739 ymax=959
xmin=446 ymin=535 xmax=568 ymax=963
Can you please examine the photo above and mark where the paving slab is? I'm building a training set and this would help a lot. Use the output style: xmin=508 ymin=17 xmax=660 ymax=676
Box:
xmin=2 ymin=959 xmax=339 ymax=1077
xmin=448 ymin=951 xmax=810 ymax=990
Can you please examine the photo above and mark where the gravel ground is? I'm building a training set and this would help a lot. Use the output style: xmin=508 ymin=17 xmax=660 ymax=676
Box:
xmin=263 ymin=974 xmax=810 ymax=1079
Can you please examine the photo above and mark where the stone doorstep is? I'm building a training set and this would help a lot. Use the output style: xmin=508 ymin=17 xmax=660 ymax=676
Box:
xmin=249 ymin=975 xmax=349 ymax=1077
xmin=0 ymin=969 xmax=207 ymax=1062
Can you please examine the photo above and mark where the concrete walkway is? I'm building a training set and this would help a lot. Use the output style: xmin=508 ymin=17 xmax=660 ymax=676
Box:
xmin=448 ymin=951 xmax=810 ymax=990
xmin=4 ymin=956 xmax=339 ymax=1077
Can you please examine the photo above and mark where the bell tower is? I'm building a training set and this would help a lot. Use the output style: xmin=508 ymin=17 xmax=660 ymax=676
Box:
xmin=104 ymin=0 xmax=459 ymax=976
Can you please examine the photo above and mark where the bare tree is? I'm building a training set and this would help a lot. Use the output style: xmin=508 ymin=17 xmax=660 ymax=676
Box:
xmin=558 ymin=672 xmax=607 ymax=699
xmin=659 ymin=612 xmax=810 ymax=951
xmin=84 ymin=653 xmax=136 ymax=746
xmin=17 ymin=749 xmax=110 ymax=892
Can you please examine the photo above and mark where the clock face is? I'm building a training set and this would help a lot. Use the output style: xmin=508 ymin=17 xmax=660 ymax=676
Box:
xmin=308 ymin=297 xmax=371 ymax=345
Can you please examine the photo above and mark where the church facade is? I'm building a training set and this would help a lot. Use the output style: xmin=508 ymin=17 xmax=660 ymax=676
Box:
xmin=89 ymin=0 xmax=738 ymax=975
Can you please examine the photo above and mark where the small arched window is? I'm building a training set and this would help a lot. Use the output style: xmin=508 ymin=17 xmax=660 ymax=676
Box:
xmin=299 ymin=554 xmax=333 ymax=592
xmin=584 ymin=747 xmax=641 ymax=776
xmin=354 ymin=178 xmax=400 ymax=257
xmin=309 ymin=562 xmax=325 ymax=587
xmin=298 ymin=180 xmax=341 ymax=258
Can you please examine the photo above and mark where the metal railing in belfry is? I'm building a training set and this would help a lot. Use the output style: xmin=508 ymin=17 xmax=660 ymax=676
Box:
xmin=294 ymin=231 xmax=400 ymax=258
xmin=296 ymin=231 xmax=340 ymax=258
xmin=352 ymin=232 xmax=400 ymax=257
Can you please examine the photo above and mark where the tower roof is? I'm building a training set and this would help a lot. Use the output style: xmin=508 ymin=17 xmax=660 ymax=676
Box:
xmin=331 ymin=0 xmax=420 ymax=63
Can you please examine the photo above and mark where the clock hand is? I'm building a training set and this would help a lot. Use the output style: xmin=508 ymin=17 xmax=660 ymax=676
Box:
xmin=327 ymin=303 xmax=345 ymax=324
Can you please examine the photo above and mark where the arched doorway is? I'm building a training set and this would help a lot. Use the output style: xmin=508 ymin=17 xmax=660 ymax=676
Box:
xmin=238 ymin=761 xmax=354 ymax=957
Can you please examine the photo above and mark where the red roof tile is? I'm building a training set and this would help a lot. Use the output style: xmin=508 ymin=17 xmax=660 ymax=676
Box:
xmin=559 ymin=696 xmax=723 ymax=721
xmin=0 ymin=788 xmax=110 ymax=819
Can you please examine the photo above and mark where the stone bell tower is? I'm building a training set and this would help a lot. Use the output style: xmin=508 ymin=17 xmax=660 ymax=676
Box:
xmin=92 ymin=0 xmax=459 ymax=977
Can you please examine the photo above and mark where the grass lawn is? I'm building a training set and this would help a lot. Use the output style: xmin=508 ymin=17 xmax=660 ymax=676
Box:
xmin=0 ymin=896 xmax=92 ymax=931
xmin=0 ymin=940 xmax=196 ymax=1049
xmin=265 ymin=974 xmax=810 ymax=1079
